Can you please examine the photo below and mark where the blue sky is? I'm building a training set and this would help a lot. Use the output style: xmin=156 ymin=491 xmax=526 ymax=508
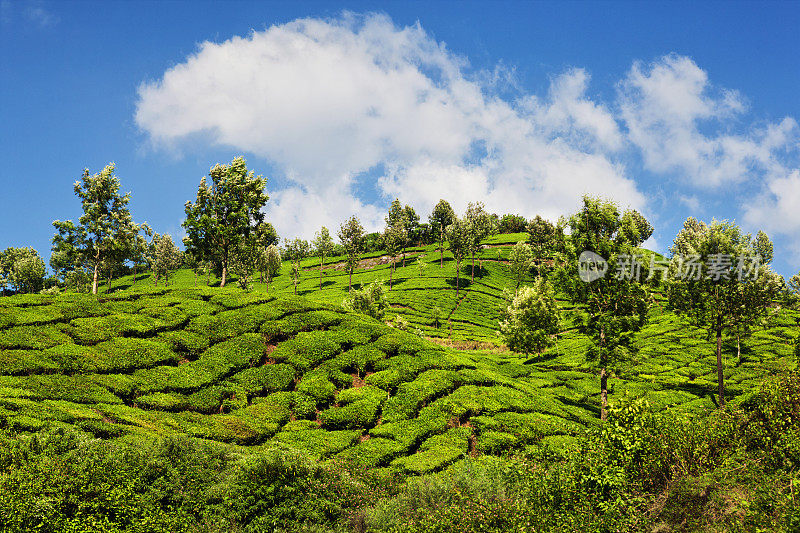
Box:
xmin=1 ymin=0 xmax=799 ymax=276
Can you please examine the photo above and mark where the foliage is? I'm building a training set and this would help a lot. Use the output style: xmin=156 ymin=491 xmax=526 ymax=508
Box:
xmin=0 ymin=247 xmax=46 ymax=294
xmin=429 ymin=199 xmax=455 ymax=268
xmin=182 ymin=157 xmax=269 ymax=287
xmin=52 ymin=163 xmax=139 ymax=294
xmin=498 ymin=278 xmax=561 ymax=356
xmin=312 ymin=226 xmax=334 ymax=290
xmin=507 ymin=241 xmax=533 ymax=289
xmin=343 ymin=280 xmax=389 ymax=320
xmin=338 ymin=215 xmax=365 ymax=291
xmin=555 ymin=196 xmax=651 ymax=420
xmin=150 ymin=233 xmax=183 ymax=286
xmin=284 ymin=238 xmax=310 ymax=295
xmin=498 ymin=213 xmax=528 ymax=234
xmin=667 ymin=218 xmax=783 ymax=407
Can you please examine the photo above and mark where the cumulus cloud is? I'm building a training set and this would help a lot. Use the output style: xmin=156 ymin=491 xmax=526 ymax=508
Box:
xmin=135 ymin=13 xmax=645 ymax=238
xmin=618 ymin=54 xmax=798 ymax=188
xmin=135 ymin=14 xmax=798 ymax=255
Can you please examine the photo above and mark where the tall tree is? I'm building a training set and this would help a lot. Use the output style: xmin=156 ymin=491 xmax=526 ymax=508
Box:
xmin=263 ymin=245 xmax=282 ymax=293
xmin=403 ymin=205 xmax=421 ymax=249
xmin=183 ymin=157 xmax=269 ymax=288
xmin=465 ymin=202 xmax=495 ymax=281
xmin=555 ymin=196 xmax=652 ymax=421
xmin=508 ymin=241 xmax=534 ymax=289
xmin=50 ymin=220 xmax=86 ymax=286
xmin=312 ymin=227 xmax=334 ymax=290
xmin=383 ymin=224 xmax=403 ymax=290
xmin=429 ymin=200 xmax=455 ymax=268
xmin=338 ymin=216 xmax=365 ymax=291
xmin=386 ymin=199 xmax=409 ymax=267
xmin=284 ymin=238 xmax=310 ymax=295
xmin=446 ymin=217 xmax=471 ymax=299
xmin=55 ymin=164 xmax=139 ymax=295
xmin=668 ymin=219 xmax=783 ymax=408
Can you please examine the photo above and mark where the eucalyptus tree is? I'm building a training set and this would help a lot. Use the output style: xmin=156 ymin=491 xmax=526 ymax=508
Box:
xmin=338 ymin=216 xmax=365 ymax=291
xmin=404 ymin=205 xmax=421 ymax=249
xmin=52 ymin=164 xmax=139 ymax=295
xmin=508 ymin=241 xmax=534 ymax=289
xmin=263 ymin=245 xmax=282 ymax=293
xmin=149 ymin=234 xmax=183 ymax=286
xmin=446 ymin=217 xmax=472 ymax=299
xmin=429 ymin=199 xmax=456 ymax=268
xmin=554 ymin=196 xmax=652 ymax=421
xmin=284 ymin=238 xmax=310 ymax=295
xmin=312 ymin=227 xmax=334 ymax=290
xmin=465 ymin=201 xmax=495 ymax=281
xmin=667 ymin=219 xmax=783 ymax=407
xmin=386 ymin=199 xmax=409 ymax=266
xmin=527 ymin=215 xmax=560 ymax=277
xmin=383 ymin=224 xmax=403 ymax=289
xmin=1 ymin=247 xmax=46 ymax=294
xmin=183 ymin=157 xmax=269 ymax=288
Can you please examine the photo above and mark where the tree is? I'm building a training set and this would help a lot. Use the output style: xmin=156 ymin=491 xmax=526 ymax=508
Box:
xmin=465 ymin=202 xmax=495 ymax=281
xmin=415 ymin=256 xmax=427 ymax=278
xmin=50 ymin=220 xmax=86 ymax=287
xmin=498 ymin=278 xmax=561 ymax=356
xmin=263 ymin=245 xmax=282 ymax=293
xmin=667 ymin=219 xmax=783 ymax=408
xmin=312 ymin=227 xmax=334 ymax=290
xmin=446 ymin=217 xmax=471 ymax=299
xmin=343 ymin=280 xmax=388 ymax=320
xmin=498 ymin=214 xmax=528 ymax=234
xmin=338 ymin=216 xmax=365 ymax=291
xmin=183 ymin=157 xmax=269 ymax=288
xmin=1 ymin=247 xmax=46 ymax=294
xmin=429 ymin=200 xmax=455 ymax=268
xmin=508 ymin=242 xmax=534 ymax=289
xmin=527 ymin=216 xmax=559 ymax=276
xmin=55 ymin=164 xmax=139 ymax=295
xmin=404 ymin=205 xmax=421 ymax=248
xmin=555 ymin=196 xmax=652 ymax=421
xmin=788 ymin=272 xmax=800 ymax=306
xmin=150 ymin=234 xmax=183 ymax=286
xmin=386 ymin=199 xmax=409 ymax=267
xmin=284 ymin=238 xmax=310 ymax=295
xmin=383 ymin=225 xmax=403 ymax=289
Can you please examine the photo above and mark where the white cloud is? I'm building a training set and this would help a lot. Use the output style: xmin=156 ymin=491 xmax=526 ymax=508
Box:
xmin=744 ymin=169 xmax=800 ymax=236
xmin=618 ymin=54 xmax=798 ymax=188
xmin=135 ymin=13 xmax=645 ymax=239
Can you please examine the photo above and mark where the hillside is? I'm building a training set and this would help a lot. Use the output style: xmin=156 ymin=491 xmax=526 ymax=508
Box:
xmin=3 ymin=236 xmax=798 ymax=476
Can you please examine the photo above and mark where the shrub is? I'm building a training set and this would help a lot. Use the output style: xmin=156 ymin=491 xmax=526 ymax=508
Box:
xmin=343 ymin=280 xmax=389 ymax=320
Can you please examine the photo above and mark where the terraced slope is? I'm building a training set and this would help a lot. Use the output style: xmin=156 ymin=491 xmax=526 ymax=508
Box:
xmin=0 ymin=288 xmax=590 ymax=475
xmin=2 ymin=283 xmax=797 ymax=476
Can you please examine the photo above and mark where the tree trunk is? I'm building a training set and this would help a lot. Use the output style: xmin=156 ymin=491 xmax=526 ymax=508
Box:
xmin=91 ymin=260 xmax=99 ymax=295
xmin=389 ymin=261 xmax=394 ymax=290
xmin=206 ymin=268 xmax=211 ymax=286
xmin=349 ymin=270 xmax=353 ymax=292
xmin=319 ymin=255 xmax=324 ymax=290
xmin=600 ymin=367 xmax=608 ymax=421
xmin=106 ymin=269 xmax=112 ymax=294
xmin=133 ymin=265 xmax=137 ymax=285
xmin=221 ymin=263 xmax=227 ymax=288
xmin=293 ymin=279 xmax=297 ymax=295
xmin=440 ymin=232 xmax=444 ymax=268
xmin=737 ymin=335 xmax=741 ymax=363
xmin=402 ymin=248 xmax=406 ymax=267
xmin=455 ymin=259 xmax=460 ymax=299
xmin=600 ymin=326 xmax=608 ymax=421
xmin=716 ymin=328 xmax=725 ymax=407
xmin=194 ymin=271 xmax=198 ymax=287
xmin=471 ymin=253 xmax=475 ymax=281
xmin=265 ymin=276 xmax=270 ymax=293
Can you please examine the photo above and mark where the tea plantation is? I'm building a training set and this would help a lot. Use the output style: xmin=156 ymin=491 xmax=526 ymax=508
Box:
xmin=2 ymin=236 xmax=799 ymax=531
